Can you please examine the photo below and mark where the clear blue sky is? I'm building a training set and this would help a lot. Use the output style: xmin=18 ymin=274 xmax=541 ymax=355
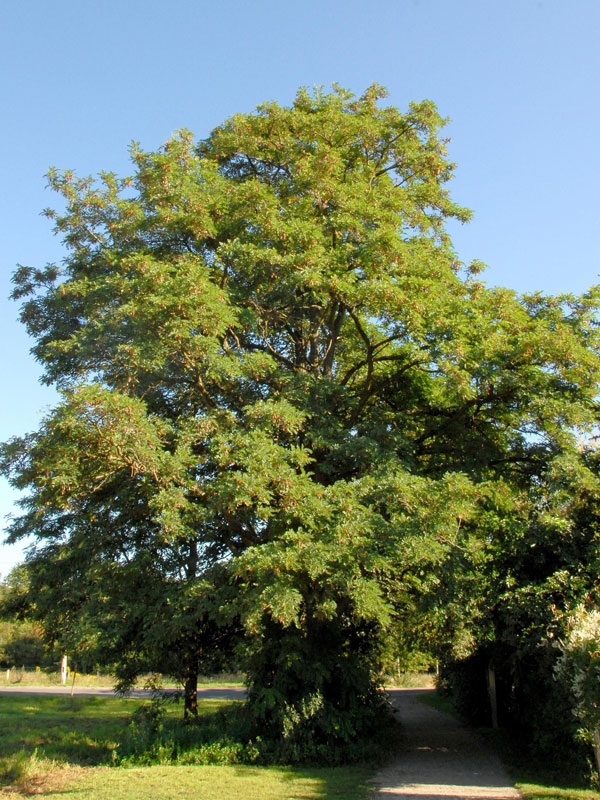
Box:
xmin=2 ymin=0 xmax=599 ymax=576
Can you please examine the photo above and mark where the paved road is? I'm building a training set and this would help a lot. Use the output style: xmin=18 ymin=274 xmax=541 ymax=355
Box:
xmin=372 ymin=689 xmax=520 ymax=800
xmin=0 ymin=685 xmax=245 ymax=700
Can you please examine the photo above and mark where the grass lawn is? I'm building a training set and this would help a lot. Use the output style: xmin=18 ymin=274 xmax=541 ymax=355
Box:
xmin=1 ymin=764 xmax=371 ymax=800
xmin=0 ymin=694 xmax=149 ymax=764
xmin=420 ymin=691 xmax=600 ymax=800
xmin=0 ymin=694 xmax=373 ymax=800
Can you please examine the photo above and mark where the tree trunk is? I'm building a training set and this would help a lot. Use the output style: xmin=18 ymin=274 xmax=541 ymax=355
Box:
xmin=487 ymin=662 xmax=499 ymax=729
xmin=593 ymin=728 xmax=600 ymax=774
xmin=183 ymin=659 xmax=198 ymax=719
xmin=183 ymin=548 xmax=199 ymax=720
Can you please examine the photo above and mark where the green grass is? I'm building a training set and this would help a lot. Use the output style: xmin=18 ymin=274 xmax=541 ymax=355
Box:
xmin=417 ymin=688 xmax=458 ymax=718
xmin=512 ymin=782 xmax=600 ymax=800
xmin=420 ymin=690 xmax=600 ymax=800
xmin=0 ymin=694 xmax=171 ymax=764
xmin=0 ymin=694 xmax=373 ymax=799
xmin=0 ymin=763 xmax=372 ymax=800
xmin=0 ymin=693 xmax=245 ymax=766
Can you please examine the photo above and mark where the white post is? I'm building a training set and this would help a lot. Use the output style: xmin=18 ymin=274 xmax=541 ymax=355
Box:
xmin=60 ymin=654 xmax=68 ymax=685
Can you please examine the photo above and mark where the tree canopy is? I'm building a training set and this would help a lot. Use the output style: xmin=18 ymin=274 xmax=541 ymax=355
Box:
xmin=3 ymin=85 xmax=600 ymax=756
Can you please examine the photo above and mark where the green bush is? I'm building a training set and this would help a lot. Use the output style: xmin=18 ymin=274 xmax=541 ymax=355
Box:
xmin=239 ymin=615 xmax=398 ymax=765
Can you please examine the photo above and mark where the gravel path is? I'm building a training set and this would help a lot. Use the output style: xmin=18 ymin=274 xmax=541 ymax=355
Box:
xmin=372 ymin=689 xmax=520 ymax=800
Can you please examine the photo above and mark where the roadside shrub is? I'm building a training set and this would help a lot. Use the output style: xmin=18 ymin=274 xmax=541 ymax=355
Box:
xmin=241 ymin=617 xmax=398 ymax=764
xmin=440 ymin=643 xmax=589 ymax=783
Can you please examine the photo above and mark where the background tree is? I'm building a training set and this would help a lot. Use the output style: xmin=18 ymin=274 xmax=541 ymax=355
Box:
xmin=0 ymin=568 xmax=50 ymax=670
xmin=2 ymin=85 xmax=600 ymax=755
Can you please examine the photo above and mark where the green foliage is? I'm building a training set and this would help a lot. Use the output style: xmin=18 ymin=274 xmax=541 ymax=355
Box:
xmin=3 ymin=83 xmax=600 ymax=753
xmin=436 ymin=449 xmax=600 ymax=780
xmin=0 ymin=626 xmax=47 ymax=669
xmin=116 ymin=695 xmax=397 ymax=767
xmin=0 ymin=572 xmax=50 ymax=669
xmin=116 ymin=699 xmax=261 ymax=766
xmin=555 ymin=604 xmax=600 ymax=775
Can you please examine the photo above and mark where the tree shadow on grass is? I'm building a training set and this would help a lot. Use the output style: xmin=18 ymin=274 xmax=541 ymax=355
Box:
xmin=0 ymin=694 xmax=148 ymax=766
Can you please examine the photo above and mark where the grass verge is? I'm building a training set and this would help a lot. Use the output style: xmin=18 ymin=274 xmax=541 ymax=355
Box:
xmin=0 ymin=669 xmax=243 ymax=688
xmin=0 ymin=763 xmax=372 ymax=800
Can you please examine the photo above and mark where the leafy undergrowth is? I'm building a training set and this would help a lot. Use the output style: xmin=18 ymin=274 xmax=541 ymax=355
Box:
xmin=0 ymin=693 xmax=250 ymax=775
xmin=115 ymin=693 xmax=400 ymax=767
xmin=420 ymin=690 xmax=600 ymax=800
xmin=115 ymin=700 xmax=260 ymax=766
xmin=498 ymin=737 xmax=600 ymax=800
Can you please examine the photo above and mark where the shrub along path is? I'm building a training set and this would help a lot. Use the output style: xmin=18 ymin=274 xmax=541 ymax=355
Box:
xmin=372 ymin=689 xmax=519 ymax=800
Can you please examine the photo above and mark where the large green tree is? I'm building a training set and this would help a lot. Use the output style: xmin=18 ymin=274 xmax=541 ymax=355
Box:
xmin=3 ymin=85 xmax=600 ymax=751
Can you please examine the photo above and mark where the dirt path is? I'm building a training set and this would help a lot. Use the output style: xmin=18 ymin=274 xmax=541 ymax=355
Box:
xmin=372 ymin=689 xmax=520 ymax=800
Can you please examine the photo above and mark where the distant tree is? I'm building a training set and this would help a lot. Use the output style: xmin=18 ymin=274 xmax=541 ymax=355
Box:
xmin=2 ymin=85 xmax=600 ymax=753
xmin=0 ymin=569 xmax=49 ymax=669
